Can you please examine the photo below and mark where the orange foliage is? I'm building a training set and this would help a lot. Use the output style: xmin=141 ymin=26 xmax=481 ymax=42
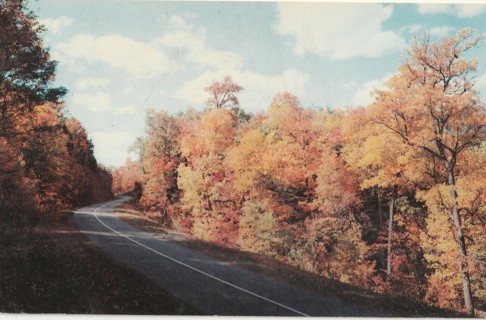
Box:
xmin=112 ymin=32 xmax=486 ymax=315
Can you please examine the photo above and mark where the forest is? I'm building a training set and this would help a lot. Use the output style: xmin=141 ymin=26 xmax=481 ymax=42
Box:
xmin=0 ymin=0 xmax=112 ymax=228
xmin=113 ymin=29 xmax=486 ymax=316
xmin=1 ymin=0 xmax=485 ymax=317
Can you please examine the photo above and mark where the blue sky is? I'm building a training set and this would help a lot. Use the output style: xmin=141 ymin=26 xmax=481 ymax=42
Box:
xmin=31 ymin=1 xmax=486 ymax=167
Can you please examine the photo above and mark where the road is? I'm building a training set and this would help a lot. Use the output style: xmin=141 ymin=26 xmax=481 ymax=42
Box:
xmin=74 ymin=197 xmax=382 ymax=316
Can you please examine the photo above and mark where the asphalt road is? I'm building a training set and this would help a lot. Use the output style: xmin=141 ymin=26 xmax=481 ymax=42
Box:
xmin=74 ymin=197 xmax=382 ymax=316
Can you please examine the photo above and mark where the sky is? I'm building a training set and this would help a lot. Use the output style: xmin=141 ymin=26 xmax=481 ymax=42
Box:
xmin=30 ymin=1 xmax=486 ymax=168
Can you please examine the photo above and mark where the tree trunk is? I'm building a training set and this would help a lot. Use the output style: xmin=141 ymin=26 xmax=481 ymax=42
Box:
xmin=377 ymin=188 xmax=386 ymax=269
xmin=161 ymin=207 xmax=168 ymax=222
xmin=445 ymin=163 xmax=475 ymax=316
xmin=386 ymin=197 xmax=394 ymax=280
xmin=207 ymin=196 xmax=213 ymax=211
xmin=377 ymin=188 xmax=383 ymax=227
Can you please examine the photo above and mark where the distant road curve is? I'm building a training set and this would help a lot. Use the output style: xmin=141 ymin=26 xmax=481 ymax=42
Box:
xmin=74 ymin=197 xmax=381 ymax=316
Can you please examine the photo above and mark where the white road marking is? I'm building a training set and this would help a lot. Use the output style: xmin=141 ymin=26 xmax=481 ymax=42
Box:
xmin=85 ymin=201 xmax=310 ymax=317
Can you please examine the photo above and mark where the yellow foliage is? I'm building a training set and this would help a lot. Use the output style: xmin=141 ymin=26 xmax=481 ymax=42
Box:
xmin=226 ymin=129 xmax=267 ymax=194
xmin=237 ymin=200 xmax=282 ymax=255
xmin=180 ymin=108 xmax=236 ymax=160
xmin=420 ymin=205 xmax=464 ymax=310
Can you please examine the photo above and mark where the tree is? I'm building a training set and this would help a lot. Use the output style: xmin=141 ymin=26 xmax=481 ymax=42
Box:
xmin=237 ymin=199 xmax=283 ymax=255
xmin=178 ymin=107 xmax=240 ymax=244
xmin=248 ymin=92 xmax=322 ymax=226
xmin=305 ymin=150 xmax=375 ymax=287
xmin=137 ymin=110 xmax=181 ymax=225
xmin=419 ymin=143 xmax=486 ymax=310
xmin=371 ymin=29 xmax=485 ymax=315
xmin=112 ymin=158 xmax=143 ymax=204
xmin=255 ymin=93 xmax=322 ymax=257
xmin=226 ymin=128 xmax=267 ymax=195
xmin=0 ymin=0 xmax=66 ymax=180
xmin=0 ymin=0 xmax=112 ymax=229
xmin=204 ymin=76 xmax=242 ymax=109
xmin=19 ymin=104 xmax=76 ymax=211
xmin=0 ymin=0 xmax=66 ymax=137
xmin=342 ymin=106 xmax=431 ymax=291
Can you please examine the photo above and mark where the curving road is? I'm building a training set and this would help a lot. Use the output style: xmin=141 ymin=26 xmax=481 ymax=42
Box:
xmin=74 ymin=197 xmax=382 ymax=316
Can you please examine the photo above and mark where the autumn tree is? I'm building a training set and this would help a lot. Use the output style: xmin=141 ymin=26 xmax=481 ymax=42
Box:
xmin=205 ymin=76 xmax=242 ymax=109
xmin=304 ymin=149 xmax=375 ymax=287
xmin=0 ymin=0 xmax=66 ymax=226
xmin=225 ymin=119 xmax=285 ymax=254
xmin=419 ymin=143 xmax=486 ymax=311
xmin=17 ymin=104 xmax=112 ymax=211
xmin=112 ymin=158 xmax=143 ymax=197
xmin=137 ymin=110 xmax=181 ymax=225
xmin=0 ymin=0 xmax=112 ymax=229
xmin=229 ymin=93 xmax=324 ymax=256
xmin=264 ymin=92 xmax=322 ymax=200
xmin=0 ymin=0 xmax=66 ymax=138
xmin=178 ymin=106 xmax=241 ymax=243
xmin=237 ymin=199 xmax=283 ymax=255
xmin=371 ymin=29 xmax=485 ymax=315
xmin=250 ymin=93 xmax=322 ymax=225
xmin=63 ymin=118 xmax=113 ymax=204
xmin=342 ymin=107 xmax=432 ymax=298
xmin=0 ymin=0 xmax=66 ymax=187
xmin=226 ymin=94 xmax=373 ymax=285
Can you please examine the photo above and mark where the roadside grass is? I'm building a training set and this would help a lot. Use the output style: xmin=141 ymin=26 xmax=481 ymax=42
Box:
xmin=0 ymin=209 xmax=198 ymax=314
xmin=115 ymin=203 xmax=468 ymax=318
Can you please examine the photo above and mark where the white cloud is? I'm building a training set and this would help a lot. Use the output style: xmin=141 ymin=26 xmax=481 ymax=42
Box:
xmin=417 ymin=4 xmax=486 ymax=18
xmin=124 ymin=85 xmax=135 ymax=94
xmin=156 ymin=15 xmax=242 ymax=70
xmin=456 ymin=4 xmax=486 ymax=18
xmin=76 ymin=77 xmax=110 ymax=90
xmin=113 ymin=105 xmax=137 ymax=116
xmin=161 ymin=14 xmax=308 ymax=112
xmin=399 ymin=24 xmax=454 ymax=39
xmin=71 ymin=92 xmax=112 ymax=113
xmin=176 ymin=68 xmax=308 ymax=113
xmin=416 ymin=4 xmax=452 ymax=15
xmin=39 ymin=16 xmax=73 ymax=34
xmin=274 ymin=3 xmax=405 ymax=60
xmin=352 ymin=74 xmax=393 ymax=107
xmin=55 ymin=34 xmax=176 ymax=78
xmin=90 ymin=131 xmax=138 ymax=167
xmin=343 ymin=81 xmax=357 ymax=89
xmin=475 ymin=74 xmax=486 ymax=101
xmin=405 ymin=24 xmax=423 ymax=34
xmin=429 ymin=26 xmax=455 ymax=37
